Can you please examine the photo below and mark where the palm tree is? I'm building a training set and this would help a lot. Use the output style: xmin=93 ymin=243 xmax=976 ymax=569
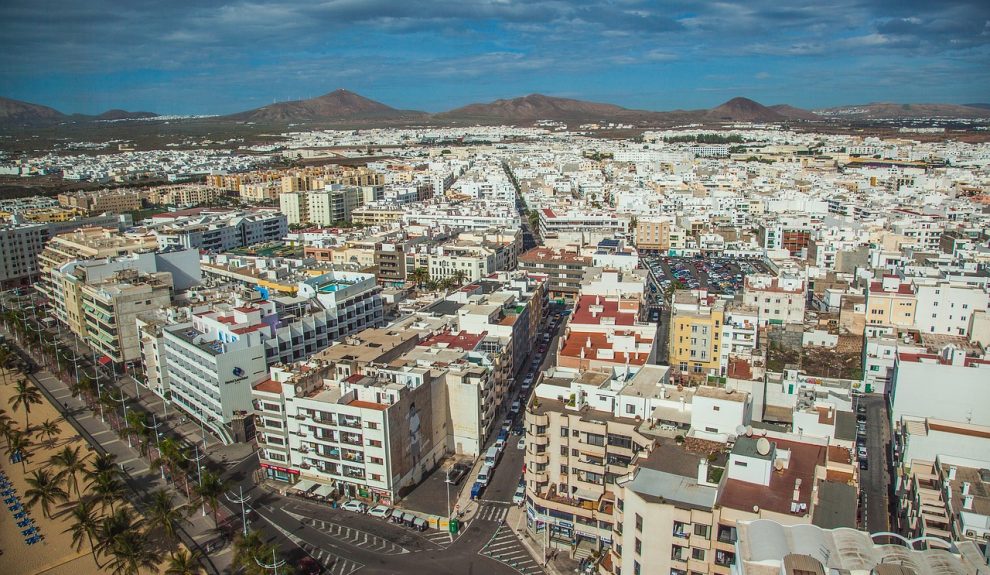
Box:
xmin=87 ymin=468 xmax=126 ymax=514
xmin=452 ymin=269 xmax=468 ymax=286
xmin=0 ymin=409 xmax=14 ymax=451
xmin=165 ymin=549 xmax=203 ymax=575
xmin=94 ymin=507 xmax=143 ymax=562
xmin=50 ymin=444 xmax=89 ymax=498
xmin=146 ymin=489 xmax=187 ymax=553
xmin=232 ymin=530 xmax=275 ymax=575
xmin=63 ymin=498 xmax=103 ymax=568
xmin=38 ymin=417 xmax=62 ymax=448
xmin=24 ymin=468 xmax=69 ymax=518
xmin=106 ymin=531 xmax=162 ymax=575
xmin=89 ymin=451 xmax=119 ymax=476
xmin=194 ymin=471 xmax=227 ymax=527
xmin=9 ymin=378 xmax=42 ymax=427
xmin=5 ymin=429 xmax=33 ymax=471
xmin=410 ymin=267 xmax=430 ymax=288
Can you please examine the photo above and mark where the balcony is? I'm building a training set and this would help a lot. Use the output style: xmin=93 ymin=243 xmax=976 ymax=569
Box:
xmin=715 ymin=550 xmax=735 ymax=567
xmin=672 ymin=523 xmax=689 ymax=539
xmin=340 ymin=417 xmax=362 ymax=429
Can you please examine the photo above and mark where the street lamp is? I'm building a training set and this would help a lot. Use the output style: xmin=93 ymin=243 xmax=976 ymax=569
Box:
xmin=141 ymin=413 xmax=165 ymax=480
xmin=225 ymin=485 xmax=252 ymax=538
xmin=181 ymin=444 xmax=207 ymax=515
xmin=106 ymin=390 xmax=131 ymax=448
xmin=254 ymin=548 xmax=285 ymax=575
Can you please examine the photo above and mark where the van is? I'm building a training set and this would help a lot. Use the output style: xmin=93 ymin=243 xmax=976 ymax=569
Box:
xmin=485 ymin=446 xmax=501 ymax=467
xmin=477 ymin=464 xmax=493 ymax=486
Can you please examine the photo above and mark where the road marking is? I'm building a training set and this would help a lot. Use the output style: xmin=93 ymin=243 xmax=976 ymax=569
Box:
xmin=286 ymin=510 xmax=408 ymax=555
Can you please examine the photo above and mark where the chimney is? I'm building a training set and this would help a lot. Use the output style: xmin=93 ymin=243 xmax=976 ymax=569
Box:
xmin=963 ymin=495 xmax=974 ymax=510
xmin=949 ymin=466 xmax=957 ymax=480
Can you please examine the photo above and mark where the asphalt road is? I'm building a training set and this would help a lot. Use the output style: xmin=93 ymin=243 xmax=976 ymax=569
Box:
xmin=858 ymin=394 xmax=891 ymax=533
xmin=220 ymin=455 xmax=523 ymax=575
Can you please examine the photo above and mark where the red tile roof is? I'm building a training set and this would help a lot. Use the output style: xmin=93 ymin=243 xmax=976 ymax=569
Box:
xmin=570 ymin=295 xmax=638 ymax=326
xmin=419 ymin=330 xmax=487 ymax=351
xmin=253 ymin=379 xmax=282 ymax=393
xmin=348 ymin=400 xmax=387 ymax=411
xmin=558 ymin=331 xmax=651 ymax=365
xmin=897 ymin=352 xmax=990 ymax=367
xmin=869 ymin=281 xmax=915 ymax=295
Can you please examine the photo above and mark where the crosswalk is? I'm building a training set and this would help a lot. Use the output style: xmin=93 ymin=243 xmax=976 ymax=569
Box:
xmin=420 ymin=526 xmax=455 ymax=548
xmin=299 ymin=541 xmax=363 ymax=575
xmin=298 ymin=516 xmax=408 ymax=555
xmin=479 ymin=522 xmax=545 ymax=575
xmin=476 ymin=503 xmax=510 ymax=523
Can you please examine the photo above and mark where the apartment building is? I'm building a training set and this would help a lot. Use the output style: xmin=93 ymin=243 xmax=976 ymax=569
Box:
xmin=80 ymin=270 xmax=174 ymax=364
xmin=351 ymin=206 xmax=405 ymax=227
xmin=891 ymin=346 xmax=990 ymax=427
xmin=864 ymin=275 xmax=917 ymax=327
xmin=253 ymin=358 xmax=447 ymax=503
xmin=147 ymin=184 xmax=227 ymax=207
xmin=280 ymin=185 xmax=381 ymax=226
xmin=58 ymin=189 xmax=142 ymax=215
xmin=538 ymin=208 xmax=630 ymax=244
xmin=152 ymin=209 xmax=288 ymax=252
xmin=519 ymin=248 xmax=593 ymax=304
xmin=668 ymin=292 xmax=725 ymax=382
xmin=633 ymin=218 xmax=672 ymax=252
xmin=427 ymin=243 xmax=497 ymax=283
xmin=912 ymin=278 xmax=990 ymax=336
xmin=742 ymin=274 xmax=806 ymax=326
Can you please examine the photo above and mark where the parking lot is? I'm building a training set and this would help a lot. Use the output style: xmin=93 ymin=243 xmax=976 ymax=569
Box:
xmin=643 ymin=255 xmax=772 ymax=297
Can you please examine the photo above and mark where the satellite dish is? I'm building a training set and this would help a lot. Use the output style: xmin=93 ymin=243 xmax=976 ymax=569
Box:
xmin=756 ymin=437 xmax=772 ymax=456
xmin=745 ymin=426 xmax=754 ymax=437
xmin=774 ymin=459 xmax=784 ymax=471
xmin=736 ymin=425 xmax=748 ymax=436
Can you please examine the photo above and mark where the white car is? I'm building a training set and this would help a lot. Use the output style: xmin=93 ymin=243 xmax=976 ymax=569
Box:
xmin=517 ymin=437 xmax=526 ymax=450
xmin=510 ymin=400 xmax=521 ymax=414
xmin=477 ymin=465 xmax=493 ymax=486
xmin=368 ymin=505 xmax=393 ymax=519
xmin=494 ymin=438 xmax=506 ymax=452
xmin=342 ymin=500 xmax=368 ymax=514
xmin=512 ymin=484 xmax=526 ymax=505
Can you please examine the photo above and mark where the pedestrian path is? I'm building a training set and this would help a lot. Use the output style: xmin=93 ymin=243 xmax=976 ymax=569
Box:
xmin=479 ymin=521 xmax=545 ymax=575
xmin=420 ymin=526 xmax=456 ymax=547
xmin=476 ymin=501 xmax=511 ymax=522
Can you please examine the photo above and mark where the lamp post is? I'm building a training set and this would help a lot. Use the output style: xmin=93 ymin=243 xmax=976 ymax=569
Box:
xmin=444 ymin=465 xmax=452 ymax=522
xmin=106 ymin=390 xmax=131 ymax=448
xmin=225 ymin=485 xmax=252 ymax=537
xmin=141 ymin=413 xmax=165 ymax=480
xmin=254 ymin=548 xmax=285 ymax=575
xmin=181 ymin=444 xmax=206 ymax=514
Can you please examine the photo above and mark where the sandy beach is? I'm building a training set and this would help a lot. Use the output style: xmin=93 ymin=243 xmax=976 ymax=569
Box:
xmin=0 ymin=368 xmax=103 ymax=575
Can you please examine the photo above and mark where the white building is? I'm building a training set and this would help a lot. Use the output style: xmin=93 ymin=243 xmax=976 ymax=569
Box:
xmin=891 ymin=346 xmax=990 ymax=427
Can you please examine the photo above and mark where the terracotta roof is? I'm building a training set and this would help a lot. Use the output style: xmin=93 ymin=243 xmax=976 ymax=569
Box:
xmin=348 ymin=399 xmax=387 ymax=411
xmin=869 ymin=281 xmax=915 ymax=295
xmin=231 ymin=323 xmax=267 ymax=335
xmin=253 ymin=379 xmax=282 ymax=393
xmin=418 ymin=330 xmax=487 ymax=351
xmin=717 ymin=438 xmax=825 ymax=516
xmin=559 ymin=331 xmax=651 ymax=365
xmin=570 ymin=295 xmax=638 ymax=326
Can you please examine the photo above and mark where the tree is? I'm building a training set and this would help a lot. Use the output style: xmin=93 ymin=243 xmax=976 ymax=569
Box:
xmin=410 ymin=267 xmax=430 ymax=288
xmin=195 ymin=471 xmax=227 ymax=527
xmin=127 ymin=411 xmax=152 ymax=457
xmin=146 ymin=489 xmax=187 ymax=553
xmin=63 ymin=498 xmax=104 ymax=568
xmin=5 ymin=429 xmax=33 ymax=472
xmin=88 ymin=469 xmax=126 ymax=514
xmin=232 ymin=530 xmax=277 ymax=575
xmin=94 ymin=507 xmax=143 ymax=562
xmin=165 ymin=549 xmax=203 ymax=575
xmin=451 ymin=270 xmax=467 ymax=286
xmin=106 ymin=531 xmax=162 ymax=575
xmin=38 ymin=417 xmax=62 ymax=448
xmin=0 ymin=409 xmax=14 ymax=451
xmin=9 ymin=378 xmax=42 ymax=427
xmin=50 ymin=444 xmax=89 ymax=498
xmin=24 ymin=468 xmax=69 ymax=519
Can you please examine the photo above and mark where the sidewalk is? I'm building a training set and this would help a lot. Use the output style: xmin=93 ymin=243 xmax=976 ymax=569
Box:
xmin=505 ymin=504 xmax=579 ymax=575
xmin=3 ymin=328 xmax=238 ymax=574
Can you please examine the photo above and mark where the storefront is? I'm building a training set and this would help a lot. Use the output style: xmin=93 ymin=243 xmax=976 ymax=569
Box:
xmin=261 ymin=462 xmax=300 ymax=482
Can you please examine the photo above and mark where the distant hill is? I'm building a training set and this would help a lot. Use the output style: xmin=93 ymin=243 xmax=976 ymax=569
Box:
xmin=436 ymin=93 xmax=639 ymax=122
xmin=705 ymin=97 xmax=786 ymax=122
xmin=768 ymin=104 xmax=821 ymax=121
xmin=815 ymin=102 xmax=990 ymax=119
xmin=964 ymin=103 xmax=990 ymax=110
xmin=0 ymin=96 xmax=66 ymax=126
xmin=226 ymin=89 xmax=426 ymax=122
xmin=93 ymin=109 xmax=158 ymax=121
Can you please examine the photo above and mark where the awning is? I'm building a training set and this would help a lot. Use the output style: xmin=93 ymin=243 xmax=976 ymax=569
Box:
xmin=98 ymin=355 xmax=113 ymax=366
xmin=292 ymin=479 xmax=315 ymax=493
xmin=313 ymin=483 xmax=335 ymax=499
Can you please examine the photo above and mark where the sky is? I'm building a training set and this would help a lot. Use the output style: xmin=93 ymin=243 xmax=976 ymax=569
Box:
xmin=1 ymin=0 xmax=988 ymax=115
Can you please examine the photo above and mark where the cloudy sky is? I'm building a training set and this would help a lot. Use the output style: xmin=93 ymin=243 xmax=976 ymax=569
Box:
xmin=1 ymin=0 xmax=988 ymax=115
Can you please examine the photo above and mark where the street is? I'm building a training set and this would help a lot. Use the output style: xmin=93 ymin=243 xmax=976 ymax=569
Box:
xmin=858 ymin=394 xmax=891 ymax=533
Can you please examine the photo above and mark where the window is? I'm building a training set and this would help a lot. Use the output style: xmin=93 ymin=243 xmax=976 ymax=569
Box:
xmin=368 ymin=439 xmax=382 ymax=448
xmin=560 ymin=446 xmax=568 ymax=456
xmin=366 ymin=421 xmax=379 ymax=430
xmin=694 ymin=524 xmax=710 ymax=539
xmin=635 ymin=513 xmax=643 ymax=532
xmin=625 ymin=404 xmax=636 ymax=415
xmin=634 ymin=538 xmax=641 ymax=555
xmin=560 ymin=465 xmax=569 ymax=474
xmin=692 ymin=548 xmax=706 ymax=561
xmin=633 ymin=561 xmax=640 ymax=575
xmin=560 ymin=426 xmax=569 ymax=437
xmin=712 ymin=405 xmax=720 ymax=411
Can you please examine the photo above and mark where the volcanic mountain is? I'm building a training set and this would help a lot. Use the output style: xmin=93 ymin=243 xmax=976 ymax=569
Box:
xmin=436 ymin=93 xmax=641 ymax=122
xmin=0 ymin=96 xmax=67 ymax=126
xmin=705 ymin=97 xmax=788 ymax=122
xmin=227 ymin=89 xmax=426 ymax=122
xmin=815 ymin=102 xmax=990 ymax=119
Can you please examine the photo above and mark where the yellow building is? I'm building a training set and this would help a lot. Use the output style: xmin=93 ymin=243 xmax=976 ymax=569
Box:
xmin=668 ymin=292 xmax=725 ymax=381
xmin=351 ymin=206 xmax=405 ymax=226
xmin=634 ymin=218 xmax=671 ymax=251
xmin=865 ymin=276 xmax=917 ymax=327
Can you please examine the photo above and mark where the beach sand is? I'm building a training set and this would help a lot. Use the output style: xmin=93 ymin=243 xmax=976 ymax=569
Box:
xmin=0 ymin=368 xmax=103 ymax=575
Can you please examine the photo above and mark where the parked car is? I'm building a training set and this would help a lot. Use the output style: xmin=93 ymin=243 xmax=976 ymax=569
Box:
xmin=368 ymin=505 xmax=392 ymax=519
xmin=512 ymin=484 xmax=526 ymax=505
xmin=447 ymin=463 xmax=469 ymax=485
xmin=470 ymin=482 xmax=485 ymax=500
xmin=857 ymin=446 xmax=868 ymax=460
xmin=517 ymin=437 xmax=526 ymax=450
xmin=341 ymin=500 xmax=368 ymax=514
xmin=476 ymin=465 xmax=493 ymax=486
xmin=494 ymin=438 xmax=506 ymax=452
xmin=859 ymin=459 xmax=869 ymax=471
xmin=510 ymin=400 xmax=521 ymax=414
